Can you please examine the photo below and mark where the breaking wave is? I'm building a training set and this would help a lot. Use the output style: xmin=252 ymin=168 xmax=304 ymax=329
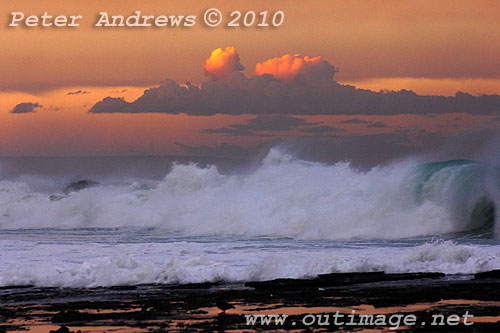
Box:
xmin=0 ymin=149 xmax=498 ymax=239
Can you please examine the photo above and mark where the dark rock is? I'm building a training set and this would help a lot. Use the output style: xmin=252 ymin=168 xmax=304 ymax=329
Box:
xmin=2 ymin=273 xmax=499 ymax=332
xmin=49 ymin=326 xmax=70 ymax=333
xmin=51 ymin=310 xmax=84 ymax=323
xmin=63 ymin=180 xmax=99 ymax=195
xmin=245 ymin=271 xmax=445 ymax=290
xmin=216 ymin=299 xmax=234 ymax=313
xmin=475 ymin=269 xmax=500 ymax=279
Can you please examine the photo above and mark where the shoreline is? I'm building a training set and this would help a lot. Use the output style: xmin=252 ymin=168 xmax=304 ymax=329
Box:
xmin=1 ymin=271 xmax=499 ymax=332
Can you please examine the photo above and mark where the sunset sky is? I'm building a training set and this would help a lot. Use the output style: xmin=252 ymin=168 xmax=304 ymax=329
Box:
xmin=1 ymin=0 xmax=500 ymax=163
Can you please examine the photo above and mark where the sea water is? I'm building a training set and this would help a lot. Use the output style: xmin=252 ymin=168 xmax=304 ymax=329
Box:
xmin=1 ymin=149 xmax=499 ymax=288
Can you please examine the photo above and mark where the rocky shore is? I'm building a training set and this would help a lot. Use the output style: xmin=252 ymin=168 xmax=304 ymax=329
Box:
xmin=1 ymin=270 xmax=499 ymax=332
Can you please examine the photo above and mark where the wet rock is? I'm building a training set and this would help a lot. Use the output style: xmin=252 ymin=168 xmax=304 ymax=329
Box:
xmin=245 ymin=272 xmax=445 ymax=290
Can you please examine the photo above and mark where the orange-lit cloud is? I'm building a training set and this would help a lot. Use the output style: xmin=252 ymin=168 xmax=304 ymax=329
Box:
xmin=255 ymin=54 xmax=337 ymax=82
xmin=89 ymin=47 xmax=500 ymax=117
xmin=203 ymin=47 xmax=244 ymax=81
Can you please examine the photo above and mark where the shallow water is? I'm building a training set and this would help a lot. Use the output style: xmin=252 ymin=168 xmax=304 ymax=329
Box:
xmin=1 ymin=228 xmax=499 ymax=288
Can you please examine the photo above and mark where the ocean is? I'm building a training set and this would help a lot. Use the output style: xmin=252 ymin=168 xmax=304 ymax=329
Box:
xmin=1 ymin=149 xmax=499 ymax=288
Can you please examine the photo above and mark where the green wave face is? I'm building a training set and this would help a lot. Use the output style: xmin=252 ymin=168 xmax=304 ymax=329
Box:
xmin=410 ymin=160 xmax=496 ymax=233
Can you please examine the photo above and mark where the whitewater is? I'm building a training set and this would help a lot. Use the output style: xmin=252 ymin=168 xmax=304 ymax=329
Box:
xmin=0 ymin=149 xmax=499 ymax=288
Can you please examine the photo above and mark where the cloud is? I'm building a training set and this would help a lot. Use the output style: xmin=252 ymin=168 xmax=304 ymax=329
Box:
xmin=110 ymin=89 xmax=127 ymax=93
xmin=203 ymin=47 xmax=245 ymax=82
xmin=339 ymin=118 xmax=387 ymax=128
xmin=89 ymin=97 xmax=129 ymax=113
xmin=201 ymin=116 xmax=319 ymax=136
xmin=89 ymin=47 xmax=500 ymax=116
xmin=200 ymin=127 xmax=256 ymax=136
xmin=10 ymin=102 xmax=43 ymax=114
xmin=340 ymin=118 xmax=371 ymax=124
xmin=174 ymin=141 xmax=249 ymax=158
xmin=67 ymin=90 xmax=91 ymax=96
xmin=366 ymin=121 xmax=388 ymax=128
xmin=255 ymin=54 xmax=337 ymax=83
xmin=232 ymin=116 xmax=316 ymax=131
xmin=300 ymin=125 xmax=346 ymax=133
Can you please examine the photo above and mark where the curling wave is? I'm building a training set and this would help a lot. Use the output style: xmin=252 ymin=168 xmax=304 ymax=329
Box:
xmin=410 ymin=159 xmax=497 ymax=236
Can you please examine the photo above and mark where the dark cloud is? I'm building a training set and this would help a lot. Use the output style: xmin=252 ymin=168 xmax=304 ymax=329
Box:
xmin=201 ymin=127 xmax=256 ymax=136
xmin=67 ymin=90 xmax=91 ymax=96
xmin=366 ymin=121 xmax=388 ymax=128
xmin=201 ymin=116 xmax=319 ymax=136
xmin=340 ymin=118 xmax=387 ymax=128
xmin=339 ymin=118 xmax=371 ymax=124
xmin=233 ymin=116 xmax=317 ymax=131
xmin=89 ymin=97 xmax=129 ymax=113
xmin=10 ymin=102 xmax=43 ymax=114
xmin=174 ymin=142 xmax=249 ymax=158
xmin=300 ymin=125 xmax=346 ymax=133
xmin=110 ymin=89 xmax=128 ymax=94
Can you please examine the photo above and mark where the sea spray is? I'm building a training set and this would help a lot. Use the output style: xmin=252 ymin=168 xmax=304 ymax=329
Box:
xmin=0 ymin=149 xmax=497 ymax=239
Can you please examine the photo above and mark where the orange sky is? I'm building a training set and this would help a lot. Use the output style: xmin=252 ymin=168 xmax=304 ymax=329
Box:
xmin=2 ymin=0 xmax=500 ymax=92
xmin=1 ymin=86 xmax=497 ymax=157
xmin=1 ymin=0 xmax=500 ymax=157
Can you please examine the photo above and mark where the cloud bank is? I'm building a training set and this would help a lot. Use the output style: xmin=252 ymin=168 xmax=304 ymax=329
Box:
xmin=89 ymin=47 xmax=500 ymax=116
xmin=10 ymin=102 xmax=43 ymax=114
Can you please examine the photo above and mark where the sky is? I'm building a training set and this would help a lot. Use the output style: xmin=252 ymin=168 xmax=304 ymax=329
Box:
xmin=1 ymin=0 xmax=500 ymax=164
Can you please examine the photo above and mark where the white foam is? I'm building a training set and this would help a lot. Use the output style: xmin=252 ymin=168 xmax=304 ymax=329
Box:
xmin=0 ymin=239 xmax=498 ymax=288
xmin=0 ymin=149 xmax=469 ymax=239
